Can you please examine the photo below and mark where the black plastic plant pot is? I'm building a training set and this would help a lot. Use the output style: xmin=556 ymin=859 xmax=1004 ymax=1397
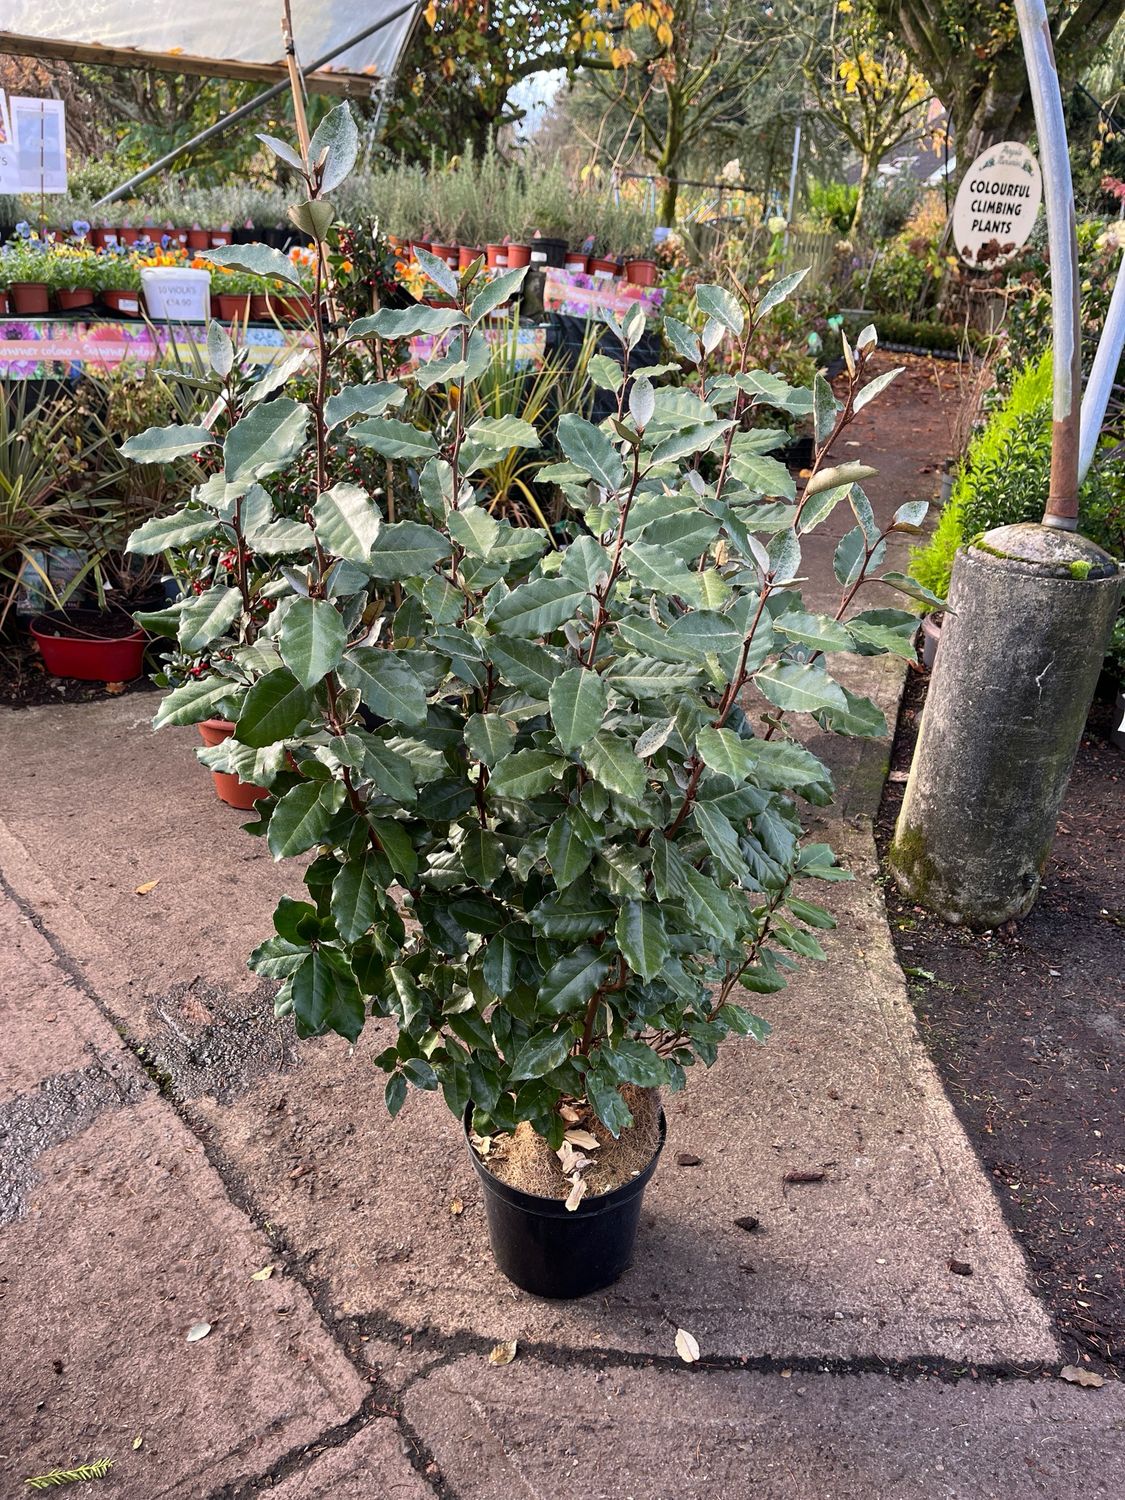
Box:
xmin=465 ymin=1108 xmax=666 ymax=1298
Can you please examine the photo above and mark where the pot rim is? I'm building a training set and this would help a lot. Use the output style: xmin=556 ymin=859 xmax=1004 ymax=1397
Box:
xmin=464 ymin=1104 xmax=665 ymax=1219
xmin=30 ymin=613 xmax=145 ymax=646
xmin=200 ymin=716 xmax=236 ymax=733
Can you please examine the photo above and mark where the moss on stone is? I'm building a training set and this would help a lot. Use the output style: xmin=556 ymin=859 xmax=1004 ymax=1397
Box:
xmin=888 ymin=819 xmax=939 ymax=904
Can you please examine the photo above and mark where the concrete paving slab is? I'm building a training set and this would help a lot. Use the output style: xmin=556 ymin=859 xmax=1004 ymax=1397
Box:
xmin=405 ymin=1355 xmax=1125 ymax=1500
xmin=189 ymin=821 xmax=1056 ymax=1366
xmin=266 ymin=1420 xmax=433 ymax=1500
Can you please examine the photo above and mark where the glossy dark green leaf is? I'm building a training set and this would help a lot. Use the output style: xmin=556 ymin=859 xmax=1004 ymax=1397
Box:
xmin=235 ymin=668 xmax=314 ymax=747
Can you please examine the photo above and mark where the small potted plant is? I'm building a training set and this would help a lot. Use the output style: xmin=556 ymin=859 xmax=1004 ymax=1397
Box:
xmin=122 ymin=106 xmax=926 ymax=1297
xmin=3 ymin=227 xmax=52 ymax=314
xmin=100 ymin=252 xmax=143 ymax=316
xmin=51 ymin=245 xmax=102 ymax=311
xmin=623 ymin=236 xmax=659 ymax=286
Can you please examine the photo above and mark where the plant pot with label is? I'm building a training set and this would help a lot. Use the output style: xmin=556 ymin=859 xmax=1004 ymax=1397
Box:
xmin=430 ymin=242 xmax=459 ymax=269
xmin=564 ymin=251 xmax=590 ymax=274
xmin=530 ymin=236 xmax=567 ymax=268
xmin=485 ymin=243 xmax=509 ymax=269
xmin=9 ymin=282 xmax=50 ymax=315
xmin=458 ymin=245 xmax=484 ymax=269
xmin=187 ymin=228 xmax=211 ymax=251
xmin=102 ymin=289 xmax=142 ymax=316
xmin=196 ymin=719 xmax=268 ymax=809
xmin=589 ymin=255 xmax=620 ymax=279
xmin=116 ymin=227 xmax=140 ymax=246
xmin=506 ymin=243 xmax=532 ymax=268
xmin=624 ymin=258 xmax=658 ymax=286
xmin=56 ymin=287 xmax=95 ymax=311
xmin=30 ymin=608 xmax=146 ymax=682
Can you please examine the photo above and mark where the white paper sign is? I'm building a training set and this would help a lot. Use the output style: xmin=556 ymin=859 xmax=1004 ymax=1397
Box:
xmin=11 ymin=96 xmax=68 ymax=195
xmin=0 ymin=91 xmax=18 ymax=195
xmin=952 ymin=141 xmax=1041 ymax=268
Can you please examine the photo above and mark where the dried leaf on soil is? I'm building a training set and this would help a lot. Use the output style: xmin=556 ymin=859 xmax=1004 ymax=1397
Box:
xmin=250 ymin=1265 xmax=275 ymax=1280
xmin=488 ymin=1340 xmax=518 ymax=1366
xmin=564 ymin=1174 xmax=589 ymax=1212
xmin=135 ymin=879 xmax=161 ymax=895
xmin=1060 ymin=1364 xmax=1104 ymax=1388
xmin=675 ymin=1328 xmax=700 ymax=1364
xmin=186 ymin=1321 xmax=212 ymax=1342
xmin=564 ymin=1128 xmax=601 ymax=1150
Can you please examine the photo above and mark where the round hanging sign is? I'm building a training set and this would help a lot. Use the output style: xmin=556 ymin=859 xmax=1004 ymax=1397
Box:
xmin=952 ymin=141 xmax=1042 ymax=267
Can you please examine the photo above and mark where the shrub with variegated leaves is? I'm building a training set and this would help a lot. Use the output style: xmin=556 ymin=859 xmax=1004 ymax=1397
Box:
xmin=123 ymin=104 xmax=939 ymax=1149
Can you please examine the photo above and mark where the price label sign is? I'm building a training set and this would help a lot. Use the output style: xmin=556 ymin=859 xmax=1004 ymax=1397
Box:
xmin=952 ymin=141 xmax=1042 ymax=268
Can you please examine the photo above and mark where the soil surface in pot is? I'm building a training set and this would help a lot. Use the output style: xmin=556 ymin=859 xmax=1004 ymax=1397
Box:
xmin=877 ymin=668 xmax=1125 ymax=1378
xmin=477 ymin=1085 xmax=661 ymax=1199
xmin=0 ymin=633 xmax=155 ymax=707
xmin=32 ymin=605 xmax=139 ymax=641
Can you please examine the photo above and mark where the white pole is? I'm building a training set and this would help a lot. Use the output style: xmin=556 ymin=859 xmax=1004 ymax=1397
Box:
xmin=1078 ymin=248 xmax=1125 ymax=484
xmin=784 ymin=122 xmax=802 ymax=253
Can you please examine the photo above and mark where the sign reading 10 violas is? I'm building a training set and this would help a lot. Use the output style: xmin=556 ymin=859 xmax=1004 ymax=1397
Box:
xmin=952 ymin=141 xmax=1042 ymax=268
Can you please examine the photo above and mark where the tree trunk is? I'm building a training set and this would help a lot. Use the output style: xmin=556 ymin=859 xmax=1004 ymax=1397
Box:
xmin=659 ymin=172 xmax=680 ymax=226
xmin=852 ymin=154 xmax=875 ymax=235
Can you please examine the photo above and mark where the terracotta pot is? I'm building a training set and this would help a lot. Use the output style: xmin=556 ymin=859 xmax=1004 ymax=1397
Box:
xmin=30 ymin=614 xmax=146 ymax=682
xmin=210 ymin=295 xmax=223 ymax=319
xmin=429 ymin=242 xmax=458 ymax=268
xmin=196 ymin=719 xmax=268 ymax=810
xmin=9 ymin=282 xmax=50 ymax=315
xmin=168 ymin=228 xmax=190 ymax=248
xmin=485 ymin=243 xmax=509 ymax=269
xmin=56 ymin=288 xmax=95 ymax=310
xmin=187 ymin=229 xmax=211 ymax=250
xmin=101 ymin=289 xmax=142 ymax=316
xmin=278 ymin=294 xmax=313 ymax=323
xmin=506 ymin=243 xmax=532 ymax=268
xmin=410 ymin=239 xmax=432 ymax=259
xmin=91 ymin=228 xmax=118 ymax=249
xmin=624 ymin=258 xmax=658 ymax=287
xmin=564 ymin=253 xmax=589 ymax=274
xmin=210 ymin=230 xmax=232 ymax=247
xmin=0 ymin=290 xmax=9 ymax=316
xmin=217 ymin=292 xmax=252 ymax=320
xmin=116 ymin=227 xmax=140 ymax=245
xmin=458 ymin=245 xmax=484 ymax=269
xmin=589 ymin=256 xmax=620 ymax=279
xmin=249 ymin=294 xmax=273 ymax=321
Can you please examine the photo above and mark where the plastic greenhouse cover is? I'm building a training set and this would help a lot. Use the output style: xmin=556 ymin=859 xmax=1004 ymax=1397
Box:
xmin=0 ymin=0 xmax=421 ymax=81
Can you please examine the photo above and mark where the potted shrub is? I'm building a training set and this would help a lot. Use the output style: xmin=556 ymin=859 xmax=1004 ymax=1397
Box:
xmin=3 ymin=230 xmax=52 ymax=314
xmin=121 ymin=105 xmax=928 ymax=1296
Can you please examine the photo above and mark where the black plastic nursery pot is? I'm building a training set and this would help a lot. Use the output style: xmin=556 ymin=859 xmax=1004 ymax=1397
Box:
xmin=465 ymin=1108 xmax=666 ymax=1298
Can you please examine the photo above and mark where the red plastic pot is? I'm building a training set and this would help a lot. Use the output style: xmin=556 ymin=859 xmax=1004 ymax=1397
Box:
xmin=31 ymin=615 xmax=146 ymax=683
xmin=218 ymin=292 xmax=252 ymax=320
xmin=506 ymin=243 xmax=532 ymax=268
xmin=57 ymin=288 xmax=95 ymax=311
xmin=9 ymin=282 xmax=50 ymax=315
xmin=101 ymin=289 xmax=142 ymax=316
xmin=0 ymin=290 xmax=9 ymax=316
xmin=430 ymin=242 xmax=458 ymax=268
xmin=564 ymin=253 xmax=589 ymax=274
xmin=196 ymin=719 xmax=267 ymax=810
xmin=485 ymin=244 xmax=509 ymax=269
xmin=116 ymin=227 xmax=140 ymax=246
xmin=410 ymin=239 xmax=432 ymax=259
xmin=278 ymin=294 xmax=313 ymax=323
xmin=624 ymin=258 xmax=658 ymax=286
xmin=187 ymin=229 xmax=211 ymax=250
xmin=249 ymin=293 xmax=272 ymax=321
xmin=91 ymin=228 xmax=118 ymax=249
xmin=168 ymin=228 xmax=190 ymax=248
xmin=458 ymin=245 xmax=484 ymax=269
xmin=589 ymin=256 xmax=620 ymax=279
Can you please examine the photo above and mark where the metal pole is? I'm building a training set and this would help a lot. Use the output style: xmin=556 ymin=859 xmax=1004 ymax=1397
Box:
xmin=784 ymin=120 xmax=802 ymax=254
xmin=1078 ymin=247 xmax=1125 ymax=484
xmin=1014 ymin=0 xmax=1081 ymax=530
xmin=94 ymin=0 xmax=420 ymax=206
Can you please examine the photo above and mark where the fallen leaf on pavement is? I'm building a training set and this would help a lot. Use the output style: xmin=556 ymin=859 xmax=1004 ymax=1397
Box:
xmin=449 ymin=1198 xmax=464 ymax=1217
xmin=186 ymin=1322 xmax=211 ymax=1342
xmin=488 ymin=1340 xmax=517 ymax=1366
xmin=132 ymin=1437 xmax=143 ymax=1451
xmin=250 ymin=1265 xmax=274 ymax=1281
xmin=135 ymin=879 xmax=161 ymax=895
xmin=1060 ymin=1364 xmax=1104 ymax=1388
xmin=783 ymin=1169 xmax=826 ymax=1184
xmin=675 ymin=1328 xmax=700 ymax=1364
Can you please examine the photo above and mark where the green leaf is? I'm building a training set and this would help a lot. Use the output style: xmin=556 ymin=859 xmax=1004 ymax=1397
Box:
xmin=808 ymin=463 xmax=879 ymax=501
xmin=757 ymin=266 xmax=808 ymax=317
xmin=291 ymin=949 xmax=364 ymax=1043
xmin=415 ymin=331 xmax=491 ymax=392
xmin=587 ymin=354 xmax=623 ymax=391
xmin=604 ymin=655 xmax=700 ymax=697
xmin=695 ymin=283 xmax=744 ymax=335
xmin=415 ymin=246 xmax=459 ymax=298
xmin=649 ymin=421 xmax=732 ymax=467
xmin=347 ymin=306 xmax=466 ymax=340
xmin=549 ymin=668 xmax=609 ymax=752
xmin=461 ymin=827 xmax=505 ymax=887
xmin=853 ymin=365 xmax=904 ymax=414
xmin=846 ymin=610 xmax=920 ymax=659
xmin=531 ymin=887 xmax=616 ymax=939
xmin=663 ymin=316 xmax=702 ymax=364
xmin=880 ymin=571 xmax=946 ymax=610
xmin=225 ymin=398 xmax=308 ymax=482
xmin=491 ymin=576 xmax=586 ymax=637
xmin=207 ymin=319 xmax=233 ymax=377
xmin=280 ymin=596 xmax=346 ymax=687
xmin=152 ymin=674 xmax=234 ymax=729
xmin=539 ymin=945 xmax=609 ymax=1016
xmin=469 ymin=265 xmax=529 ymax=321
xmin=615 ymin=900 xmax=669 ymax=982
xmin=466 ymin=712 xmax=515 ymax=767
xmin=121 ymin=424 xmax=215 ymax=464
xmin=268 ymin=780 xmax=345 ymax=858
xmin=467 ymin=415 xmax=540 ymax=451
xmin=692 ymin=801 xmax=746 ymax=878
xmin=370 ymin=818 xmax=419 ymax=882
xmin=128 ymin=506 xmax=216 ymax=555
xmin=545 ymin=815 xmax=595 ymax=887
xmin=204 ymin=242 xmax=304 ymax=287
xmin=581 ymin=732 xmax=645 ymax=799
xmin=813 ymin=686 xmax=887 ymax=738
xmin=487 ymin=749 xmax=568 ymax=798
xmin=813 ymin=372 xmax=837 ymax=444
xmin=313 ymin=483 xmax=381 ymax=561
xmin=350 ymin=417 xmax=438 ymax=462
xmin=447 ymin=504 xmax=499 ymax=558
xmin=361 ymin=738 xmax=417 ymax=801
xmin=177 ymin=585 xmax=241 ymax=652
xmin=728 ymin=450 xmax=796 ymax=498
xmin=308 ymin=100 xmax=359 ymax=192
xmin=755 ymin=662 xmax=848 ymax=715
xmin=338 ymin=648 xmax=427 ymax=727
xmin=235 ymin=668 xmax=314 ymax=746
xmin=585 ymin=1068 xmax=634 ymax=1137
xmin=773 ymin=608 xmax=854 ymax=653
xmin=368 ymin=521 xmax=451 ymax=580
xmin=603 ymin=1036 xmax=668 ymax=1088
xmin=624 ymin=543 xmax=704 ymax=605
xmin=486 ymin=637 xmax=562 ymax=696
xmin=556 ymin=413 xmax=624 ymax=491
xmin=331 ymin=855 xmax=380 ymax=943
xmin=833 ymin=525 xmax=868 ymax=588
xmin=510 ymin=1027 xmax=572 ymax=1081
xmin=324 ymin=382 xmax=404 ymax=430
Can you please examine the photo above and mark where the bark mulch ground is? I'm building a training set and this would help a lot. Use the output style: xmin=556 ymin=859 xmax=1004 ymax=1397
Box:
xmin=876 ymin=667 xmax=1124 ymax=1380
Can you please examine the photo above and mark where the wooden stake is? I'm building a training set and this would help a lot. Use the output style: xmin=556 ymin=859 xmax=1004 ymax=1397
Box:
xmin=281 ymin=0 xmax=311 ymax=162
